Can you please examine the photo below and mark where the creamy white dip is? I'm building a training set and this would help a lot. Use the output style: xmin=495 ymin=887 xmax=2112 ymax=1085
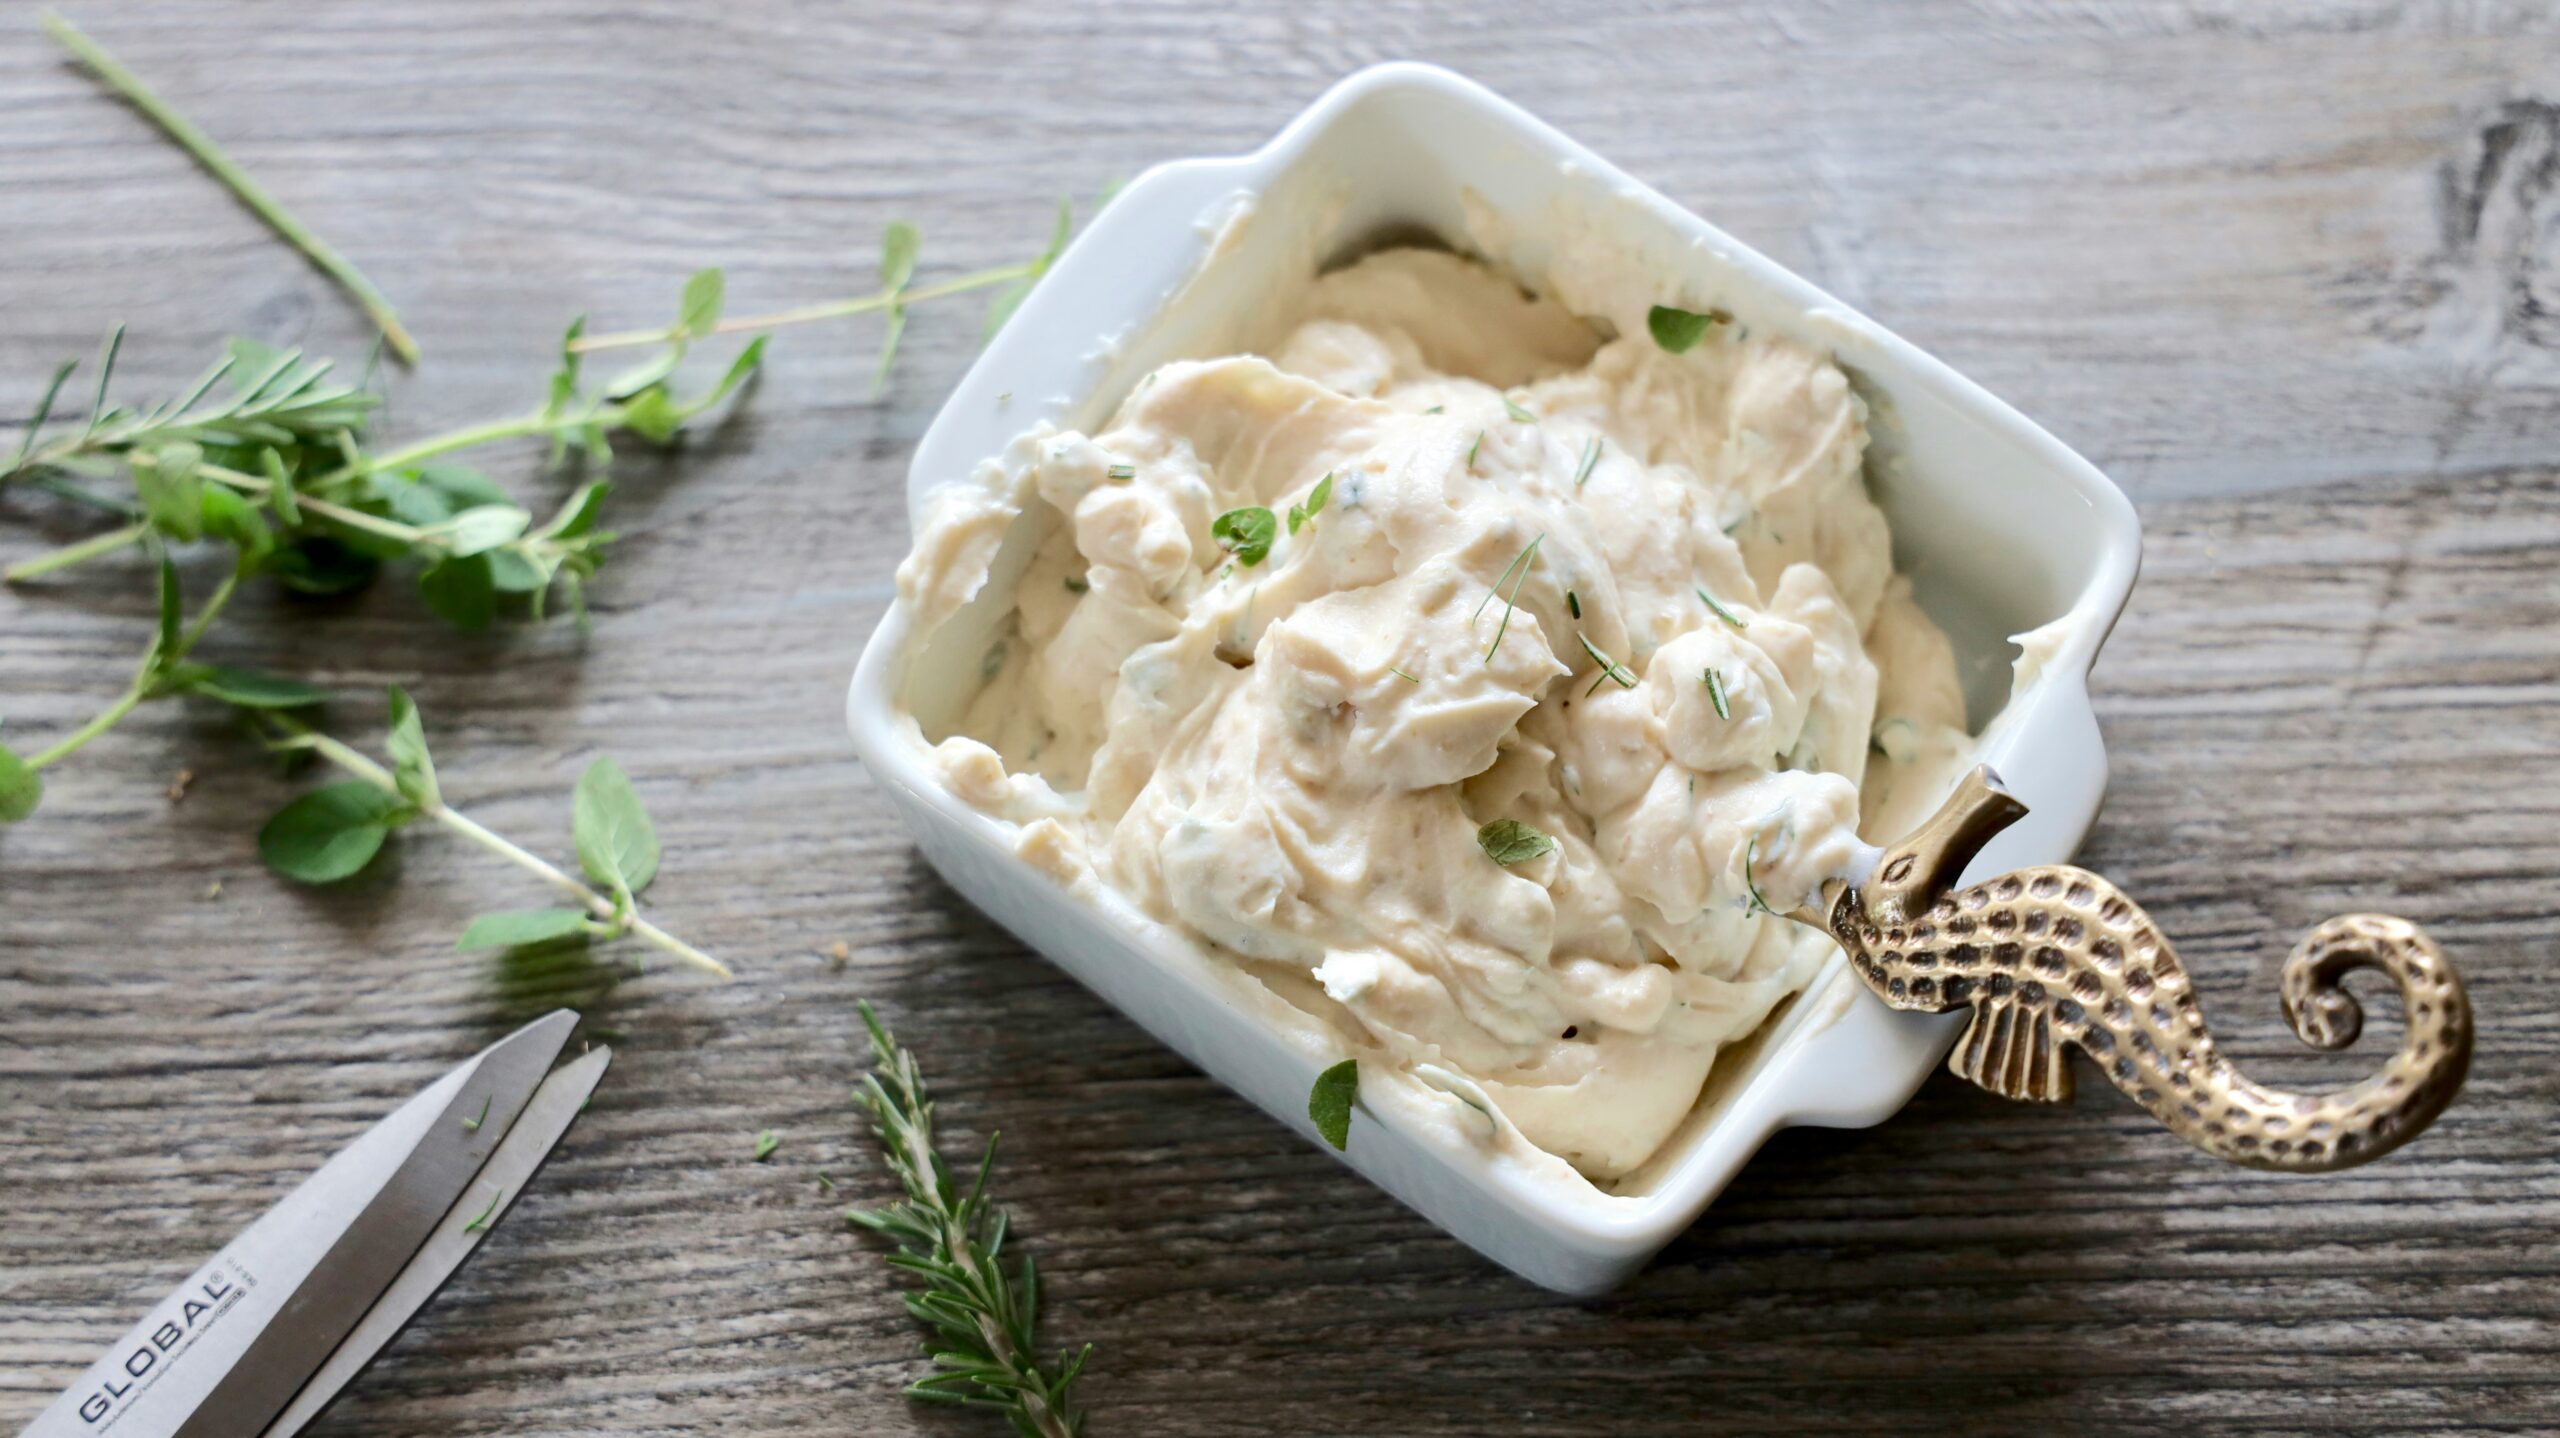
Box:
xmin=893 ymin=249 xmax=1976 ymax=1182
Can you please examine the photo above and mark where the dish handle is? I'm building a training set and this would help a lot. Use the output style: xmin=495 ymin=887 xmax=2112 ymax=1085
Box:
xmin=1795 ymin=766 xmax=2473 ymax=1170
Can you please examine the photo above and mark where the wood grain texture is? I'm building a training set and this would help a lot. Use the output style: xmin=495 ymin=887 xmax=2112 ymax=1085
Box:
xmin=3 ymin=3 xmax=2556 ymax=1434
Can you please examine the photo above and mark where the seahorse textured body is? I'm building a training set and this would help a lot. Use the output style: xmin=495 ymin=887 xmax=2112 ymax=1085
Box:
xmin=1810 ymin=767 xmax=2474 ymax=1172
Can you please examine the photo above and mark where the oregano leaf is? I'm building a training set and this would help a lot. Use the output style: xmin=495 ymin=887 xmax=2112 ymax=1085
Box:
xmin=0 ymin=742 xmax=41 ymax=823
xmin=418 ymin=553 xmax=496 ymax=631
xmin=455 ymin=907 xmax=591 ymax=952
xmin=187 ymin=666 xmax=328 ymax=709
xmin=1475 ymin=818 xmax=1556 ymax=866
xmin=573 ymin=755 xmax=659 ymax=899
xmin=385 ymin=684 xmax=439 ymax=810
xmin=258 ymin=781 xmax=410 ymax=883
xmin=1308 ymin=1059 xmax=1358 ymax=1151
xmin=677 ymin=267 xmax=725 ymax=339
xmin=1210 ymin=506 xmax=1277 ymax=567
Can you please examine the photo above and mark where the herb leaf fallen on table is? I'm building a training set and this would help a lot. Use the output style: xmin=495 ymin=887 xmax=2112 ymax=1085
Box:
xmin=848 ymin=1001 xmax=1088 ymax=1438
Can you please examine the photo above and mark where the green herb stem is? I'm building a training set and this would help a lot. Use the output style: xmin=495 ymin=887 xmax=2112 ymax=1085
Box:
xmin=4 ymin=520 xmax=150 ymax=582
xmin=567 ymin=263 xmax=1038 ymax=355
xmin=264 ymin=717 xmax=731 ymax=978
xmin=25 ymin=682 xmax=146 ymax=770
xmin=42 ymin=13 xmax=419 ymax=363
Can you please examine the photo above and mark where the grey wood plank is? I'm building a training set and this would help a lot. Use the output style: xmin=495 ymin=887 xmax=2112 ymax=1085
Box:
xmin=3 ymin=2 xmax=2556 ymax=1434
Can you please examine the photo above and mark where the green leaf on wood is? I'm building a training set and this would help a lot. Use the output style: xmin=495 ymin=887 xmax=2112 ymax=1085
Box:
xmin=455 ymin=907 xmax=592 ymax=952
xmin=385 ymin=684 xmax=439 ymax=809
xmin=573 ymin=755 xmax=659 ymax=900
xmin=258 ymin=781 xmax=411 ymax=883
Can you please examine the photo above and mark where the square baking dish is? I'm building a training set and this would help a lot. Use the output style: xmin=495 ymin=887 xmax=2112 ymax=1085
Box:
xmin=847 ymin=62 xmax=2140 ymax=1294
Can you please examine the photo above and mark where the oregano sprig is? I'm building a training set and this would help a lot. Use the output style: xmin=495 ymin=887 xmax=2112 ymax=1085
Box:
xmin=248 ymin=686 xmax=725 ymax=976
xmin=847 ymin=1001 xmax=1089 ymax=1437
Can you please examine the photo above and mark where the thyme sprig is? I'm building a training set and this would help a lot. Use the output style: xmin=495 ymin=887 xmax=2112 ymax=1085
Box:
xmin=848 ymin=1002 xmax=1089 ymax=1438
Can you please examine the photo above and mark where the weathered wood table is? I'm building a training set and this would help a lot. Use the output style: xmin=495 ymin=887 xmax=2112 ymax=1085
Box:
xmin=5 ymin=4 xmax=2555 ymax=1433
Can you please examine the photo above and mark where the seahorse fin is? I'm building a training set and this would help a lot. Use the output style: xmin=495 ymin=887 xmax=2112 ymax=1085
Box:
xmin=1948 ymin=995 xmax=2074 ymax=1103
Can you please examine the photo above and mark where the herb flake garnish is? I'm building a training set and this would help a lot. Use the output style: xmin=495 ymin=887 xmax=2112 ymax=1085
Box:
xmin=753 ymin=1130 xmax=780 ymax=1162
xmin=1388 ymin=666 xmax=1421 ymax=684
xmin=1503 ymin=395 xmax=1537 ymax=424
xmin=848 ymin=1001 xmax=1090 ymax=1436
xmin=1210 ymin=506 xmax=1277 ymax=566
xmin=461 ymin=1187 xmax=502 ymax=1234
xmin=1477 ymin=818 xmax=1557 ymax=866
xmin=1287 ymin=471 xmax=1333 ymax=535
xmin=462 ymin=1094 xmax=491 ymax=1133
xmin=1648 ymin=304 xmax=1726 ymax=355
xmin=1566 ymin=589 xmax=1581 ymax=619
xmin=1576 ymin=633 xmax=1638 ymax=697
xmin=1574 ymin=436 xmax=1602 ymax=488
xmin=1476 ymin=534 xmax=1544 ymax=663
xmin=1704 ymin=666 xmax=1731 ymax=721
xmin=1309 ymin=1059 xmax=1359 ymax=1150
xmin=1743 ymin=837 xmax=1776 ymax=915
xmin=1423 ymin=404 xmax=1445 ymax=415
xmin=1105 ymin=464 xmax=1135 ymax=481
xmin=1062 ymin=576 xmax=1088 ymax=594
xmin=1697 ymin=586 xmax=1747 ymax=630
xmin=1466 ymin=431 xmax=1484 ymax=470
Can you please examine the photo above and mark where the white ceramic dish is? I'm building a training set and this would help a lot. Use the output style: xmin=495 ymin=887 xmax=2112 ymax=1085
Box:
xmin=847 ymin=62 xmax=2141 ymax=1294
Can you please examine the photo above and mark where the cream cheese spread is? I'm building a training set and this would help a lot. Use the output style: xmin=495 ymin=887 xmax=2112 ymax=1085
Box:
xmin=893 ymin=248 xmax=1976 ymax=1182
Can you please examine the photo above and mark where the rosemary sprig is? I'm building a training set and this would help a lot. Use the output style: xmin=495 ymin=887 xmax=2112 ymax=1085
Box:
xmin=42 ymin=14 xmax=419 ymax=362
xmin=848 ymin=1002 xmax=1089 ymax=1438
xmin=1704 ymin=665 xmax=1731 ymax=720
xmin=1743 ymin=837 xmax=1775 ymax=916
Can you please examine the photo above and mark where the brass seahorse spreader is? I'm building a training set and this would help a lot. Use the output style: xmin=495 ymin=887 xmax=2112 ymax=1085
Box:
xmin=1793 ymin=766 xmax=2473 ymax=1170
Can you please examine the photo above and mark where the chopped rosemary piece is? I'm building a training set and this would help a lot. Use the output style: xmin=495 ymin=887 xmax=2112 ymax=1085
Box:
xmin=462 ymin=1187 xmax=502 ymax=1234
xmin=1576 ymin=633 xmax=1637 ymax=697
xmin=1388 ymin=666 xmax=1421 ymax=684
xmin=1566 ymin=589 xmax=1581 ymax=619
xmin=753 ymin=1130 xmax=780 ymax=1161
xmin=1476 ymin=534 xmax=1544 ymax=663
xmin=1704 ymin=666 xmax=1730 ymax=720
xmin=1105 ymin=464 xmax=1135 ymax=481
xmin=1466 ymin=431 xmax=1484 ymax=470
xmin=1503 ymin=395 xmax=1537 ymax=424
xmin=1697 ymin=586 xmax=1746 ymax=630
xmin=462 ymin=1094 xmax=490 ymax=1133
xmin=1423 ymin=404 xmax=1445 ymax=415
xmin=1574 ymin=436 xmax=1602 ymax=488
xmin=1743 ymin=837 xmax=1775 ymax=915
xmin=1062 ymin=576 xmax=1088 ymax=593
